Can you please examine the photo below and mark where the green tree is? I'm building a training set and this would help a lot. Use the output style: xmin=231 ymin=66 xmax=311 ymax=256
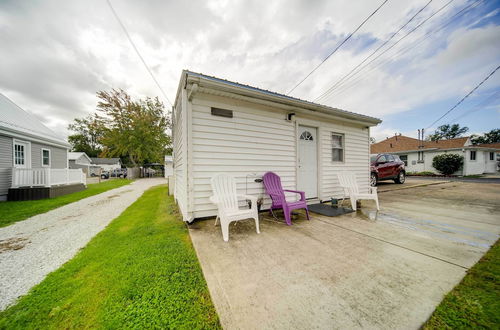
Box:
xmin=97 ymin=89 xmax=171 ymax=166
xmin=471 ymin=129 xmax=500 ymax=145
xmin=432 ymin=154 xmax=464 ymax=175
xmin=428 ymin=124 xmax=469 ymax=141
xmin=67 ymin=114 xmax=103 ymax=157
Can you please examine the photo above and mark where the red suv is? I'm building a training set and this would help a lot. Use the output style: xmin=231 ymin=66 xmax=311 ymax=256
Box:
xmin=370 ymin=154 xmax=406 ymax=186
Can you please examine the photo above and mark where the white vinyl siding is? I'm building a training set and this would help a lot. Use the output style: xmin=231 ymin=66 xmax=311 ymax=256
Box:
xmin=190 ymin=94 xmax=295 ymax=218
xmin=173 ymin=89 xmax=189 ymax=220
xmin=320 ymin=123 xmax=370 ymax=200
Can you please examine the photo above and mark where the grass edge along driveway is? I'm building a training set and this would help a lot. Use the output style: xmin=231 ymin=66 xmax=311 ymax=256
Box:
xmin=424 ymin=239 xmax=499 ymax=329
xmin=0 ymin=185 xmax=221 ymax=329
xmin=0 ymin=179 xmax=132 ymax=228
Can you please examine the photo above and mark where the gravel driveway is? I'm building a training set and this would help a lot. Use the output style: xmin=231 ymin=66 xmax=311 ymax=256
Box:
xmin=0 ymin=178 xmax=166 ymax=311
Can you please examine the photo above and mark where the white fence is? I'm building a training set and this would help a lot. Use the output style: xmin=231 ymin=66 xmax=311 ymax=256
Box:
xmin=11 ymin=168 xmax=86 ymax=188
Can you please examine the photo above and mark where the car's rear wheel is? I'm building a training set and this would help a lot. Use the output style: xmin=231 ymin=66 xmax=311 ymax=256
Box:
xmin=370 ymin=173 xmax=378 ymax=187
xmin=394 ymin=171 xmax=405 ymax=184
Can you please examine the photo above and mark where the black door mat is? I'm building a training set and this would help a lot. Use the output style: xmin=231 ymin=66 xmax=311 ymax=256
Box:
xmin=308 ymin=203 xmax=354 ymax=217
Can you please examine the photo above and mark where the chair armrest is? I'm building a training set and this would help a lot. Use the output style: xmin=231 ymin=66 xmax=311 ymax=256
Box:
xmin=284 ymin=189 xmax=306 ymax=201
xmin=238 ymin=195 xmax=258 ymax=210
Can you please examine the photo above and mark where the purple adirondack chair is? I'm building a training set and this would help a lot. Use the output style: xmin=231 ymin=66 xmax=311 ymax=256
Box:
xmin=262 ymin=172 xmax=310 ymax=225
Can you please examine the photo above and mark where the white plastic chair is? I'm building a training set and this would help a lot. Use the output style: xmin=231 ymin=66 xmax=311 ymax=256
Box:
xmin=337 ymin=172 xmax=379 ymax=211
xmin=210 ymin=174 xmax=260 ymax=242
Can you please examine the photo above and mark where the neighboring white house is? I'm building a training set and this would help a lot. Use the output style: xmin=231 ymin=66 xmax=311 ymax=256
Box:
xmin=90 ymin=158 xmax=122 ymax=172
xmin=68 ymin=152 xmax=95 ymax=176
xmin=0 ymin=93 xmax=85 ymax=201
xmin=164 ymin=155 xmax=173 ymax=177
xmin=172 ymin=71 xmax=381 ymax=222
xmin=371 ymin=135 xmax=500 ymax=175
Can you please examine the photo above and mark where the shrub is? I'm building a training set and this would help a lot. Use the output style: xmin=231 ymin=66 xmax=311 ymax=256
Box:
xmin=432 ymin=154 xmax=464 ymax=175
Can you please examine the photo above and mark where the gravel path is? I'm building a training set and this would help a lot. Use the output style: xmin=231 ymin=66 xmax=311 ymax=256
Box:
xmin=0 ymin=178 xmax=166 ymax=311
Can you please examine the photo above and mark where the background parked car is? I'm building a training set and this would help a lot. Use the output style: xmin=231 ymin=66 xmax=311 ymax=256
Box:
xmin=100 ymin=171 xmax=109 ymax=179
xmin=370 ymin=154 xmax=406 ymax=186
xmin=110 ymin=168 xmax=127 ymax=178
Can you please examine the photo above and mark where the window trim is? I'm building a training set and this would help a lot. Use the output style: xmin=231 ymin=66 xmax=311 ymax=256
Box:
xmin=12 ymin=139 xmax=31 ymax=168
xmin=399 ymin=154 xmax=408 ymax=166
xmin=331 ymin=133 xmax=344 ymax=163
xmin=470 ymin=150 xmax=476 ymax=161
xmin=41 ymin=148 xmax=51 ymax=167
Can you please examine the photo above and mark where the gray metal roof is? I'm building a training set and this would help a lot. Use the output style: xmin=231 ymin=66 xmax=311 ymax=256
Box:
xmin=90 ymin=157 xmax=121 ymax=165
xmin=0 ymin=93 xmax=70 ymax=147
xmin=184 ymin=70 xmax=381 ymax=124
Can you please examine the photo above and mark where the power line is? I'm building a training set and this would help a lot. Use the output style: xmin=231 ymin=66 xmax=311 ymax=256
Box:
xmin=448 ymin=89 xmax=500 ymax=123
xmin=316 ymin=0 xmax=455 ymax=102
xmin=106 ymin=0 xmax=173 ymax=107
xmin=426 ymin=64 xmax=500 ymax=129
xmin=314 ymin=0 xmax=433 ymax=102
xmin=286 ymin=0 xmax=390 ymax=95
xmin=322 ymin=0 xmax=482 ymax=102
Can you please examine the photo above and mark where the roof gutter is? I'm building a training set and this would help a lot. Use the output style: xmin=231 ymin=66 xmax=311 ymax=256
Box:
xmin=0 ymin=127 xmax=70 ymax=149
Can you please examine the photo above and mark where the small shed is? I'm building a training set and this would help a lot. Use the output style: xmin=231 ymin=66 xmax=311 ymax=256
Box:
xmin=172 ymin=71 xmax=381 ymax=222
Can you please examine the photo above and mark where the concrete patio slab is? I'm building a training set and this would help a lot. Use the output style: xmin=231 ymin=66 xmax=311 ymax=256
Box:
xmin=189 ymin=181 xmax=500 ymax=329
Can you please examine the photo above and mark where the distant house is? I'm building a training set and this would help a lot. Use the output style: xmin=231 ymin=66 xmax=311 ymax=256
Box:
xmin=370 ymin=135 xmax=500 ymax=175
xmin=0 ymin=93 xmax=85 ymax=201
xmin=68 ymin=152 xmax=94 ymax=176
xmin=164 ymin=155 xmax=173 ymax=177
xmin=90 ymin=158 xmax=122 ymax=172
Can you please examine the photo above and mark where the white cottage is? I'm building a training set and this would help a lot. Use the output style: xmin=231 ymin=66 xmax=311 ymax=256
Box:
xmin=172 ymin=71 xmax=381 ymax=222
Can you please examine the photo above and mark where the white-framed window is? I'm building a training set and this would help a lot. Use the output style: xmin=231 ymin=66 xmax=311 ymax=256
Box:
xmin=417 ymin=151 xmax=424 ymax=163
xmin=42 ymin=148 xmax=51 ymax=167
xmin=14 ymin=143 xmax=25 ymax=166
xmin=399 ymin=155 xmax=408 ymax=166
xmin=470 ymin=150 xmax=476 ymax=161
xmin=331 ymin=133 xmax=344 ymax=162
xmin=490 ymin=152 xmax=494 ymax=161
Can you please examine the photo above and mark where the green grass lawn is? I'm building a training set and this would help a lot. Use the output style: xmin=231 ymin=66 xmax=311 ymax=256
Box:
xmin=0 ymin=185 xmax=220 ymax=329
xmin=424 ymin=239 xmax=499 ymax=329
xmin=0 ymin=179 xmax=132 ymax=228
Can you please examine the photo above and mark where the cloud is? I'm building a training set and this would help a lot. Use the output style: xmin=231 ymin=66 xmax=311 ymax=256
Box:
xmin=0 ymin=0 xmax=497 ymax=140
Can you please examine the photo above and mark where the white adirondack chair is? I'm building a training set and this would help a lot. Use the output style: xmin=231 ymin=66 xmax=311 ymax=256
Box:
xmin=337 ymin=172 xmax=379 ymax=211
xmin=210 ymin=174 xmax=260 ymax=242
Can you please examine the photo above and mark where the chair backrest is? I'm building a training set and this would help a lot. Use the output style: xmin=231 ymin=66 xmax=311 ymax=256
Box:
xmin=211 ymin=174 xmax=239 ymax=212
xmin=337 ymin=172 xmax=359 ymax=194
xmin=262 ymin=172 xmax=285 ymax=205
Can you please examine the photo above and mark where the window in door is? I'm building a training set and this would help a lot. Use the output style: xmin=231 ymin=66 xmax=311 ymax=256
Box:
xmin=470 ymin=151 xmax=476 ymax=161
xmin=14 ymin=143 xmax=25 ymax=166
xmin=42 ymin=148 xmax=50 ymax=166
xmin=490 ymin=152 xmax=494 ymax=161
xmin=331 ymin=133 xmax=344 ymax=162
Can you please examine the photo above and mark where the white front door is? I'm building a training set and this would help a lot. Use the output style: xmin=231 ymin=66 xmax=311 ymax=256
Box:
xmin=13 ymin=140 xmax=30 ymax=168
xmin=298 ymin=126 xmax=318 ymax=199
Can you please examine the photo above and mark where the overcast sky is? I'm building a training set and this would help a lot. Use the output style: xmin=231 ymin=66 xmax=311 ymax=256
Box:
xmin=0 ymin=0 xmax=499 ymax=141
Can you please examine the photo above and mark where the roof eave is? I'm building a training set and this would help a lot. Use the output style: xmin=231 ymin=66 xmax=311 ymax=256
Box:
xmin=0 ymin=126 xmax=70 ymax=149
xmin=185 ymin=72 xmax=382 ymax=126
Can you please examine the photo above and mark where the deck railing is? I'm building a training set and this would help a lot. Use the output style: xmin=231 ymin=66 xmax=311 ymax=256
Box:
xmin=11 ymin=168 xmax=86 ymax=188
